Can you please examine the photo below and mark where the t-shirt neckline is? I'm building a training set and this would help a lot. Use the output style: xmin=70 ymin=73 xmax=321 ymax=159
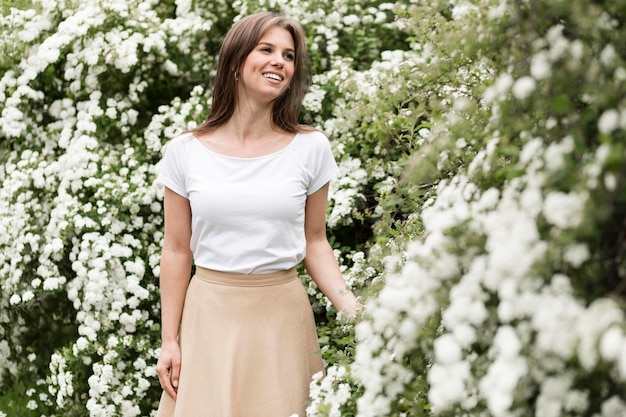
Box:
xmin=190 ymin=132 xmax=301 ymax=161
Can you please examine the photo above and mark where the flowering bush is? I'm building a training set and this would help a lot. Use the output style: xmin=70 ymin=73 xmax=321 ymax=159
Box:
xmin=308 ymin=1 xmax=626 ymax=416
xmin=0 ymin=0 xmax=227 ymax=414
xmin=1 ymin=0 xmax=625 ymax=416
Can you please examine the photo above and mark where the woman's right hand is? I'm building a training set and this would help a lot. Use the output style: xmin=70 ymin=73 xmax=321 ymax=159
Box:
xmin=156 ymin=341 xmax=181 ymax=400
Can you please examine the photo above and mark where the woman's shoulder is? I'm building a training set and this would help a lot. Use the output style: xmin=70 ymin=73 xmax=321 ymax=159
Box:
xmin=295 ymin=127 xmax=330 ymax=145
xmin=291 ymin=128 xmax=335 ymax=165
xmin=162 ymin=131 xmax=196 ymax=154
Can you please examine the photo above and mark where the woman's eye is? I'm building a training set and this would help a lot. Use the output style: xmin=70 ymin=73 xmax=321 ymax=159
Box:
xmin=285 ymin=53 xmax=295 ymax=61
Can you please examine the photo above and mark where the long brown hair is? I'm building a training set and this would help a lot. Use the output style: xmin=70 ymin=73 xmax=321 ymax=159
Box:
xmin=193 ymin=12 xmax=312 ymax=134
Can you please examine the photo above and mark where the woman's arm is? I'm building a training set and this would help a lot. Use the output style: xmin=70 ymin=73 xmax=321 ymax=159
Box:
xmin=303 ymin=182 xmax=362 ymax=317
xmin=156 ymin=187 xmax=193 ymax=400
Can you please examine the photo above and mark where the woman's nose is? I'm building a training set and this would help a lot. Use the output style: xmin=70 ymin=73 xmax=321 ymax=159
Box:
xmin=271 ymin=54 xmax=284 ymax=67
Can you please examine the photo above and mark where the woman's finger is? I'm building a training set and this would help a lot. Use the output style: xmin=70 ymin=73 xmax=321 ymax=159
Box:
xmin=156 ymin=360 xmax=178 ymax=400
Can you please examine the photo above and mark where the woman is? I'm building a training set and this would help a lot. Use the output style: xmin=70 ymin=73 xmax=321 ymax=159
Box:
xmin=155 ymin=11 xmax=362 ymax=417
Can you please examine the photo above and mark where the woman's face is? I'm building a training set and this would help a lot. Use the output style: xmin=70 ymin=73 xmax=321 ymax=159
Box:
xmin=239 ymin=26 xmax=295 ymax=104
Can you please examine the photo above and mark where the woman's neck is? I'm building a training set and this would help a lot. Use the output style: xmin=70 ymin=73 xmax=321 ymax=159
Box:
xmin=226 ymin=106 xmax=279 ymax=143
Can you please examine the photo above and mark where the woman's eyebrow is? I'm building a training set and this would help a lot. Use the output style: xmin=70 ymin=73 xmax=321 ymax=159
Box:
xmin=258 ymin=41 xmax=295 ymax=53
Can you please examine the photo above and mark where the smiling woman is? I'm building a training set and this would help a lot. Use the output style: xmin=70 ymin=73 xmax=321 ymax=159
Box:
xmin=153 ymin=11 xmax=362 ymax=417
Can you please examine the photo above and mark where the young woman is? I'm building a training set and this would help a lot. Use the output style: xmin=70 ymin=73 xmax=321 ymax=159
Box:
xmin=155 ymin=11 xmax=362 ymax=417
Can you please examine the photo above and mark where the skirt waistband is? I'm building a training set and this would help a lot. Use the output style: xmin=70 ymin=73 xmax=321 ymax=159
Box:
xmin=193 ymin=266 xmax=297 ymax=287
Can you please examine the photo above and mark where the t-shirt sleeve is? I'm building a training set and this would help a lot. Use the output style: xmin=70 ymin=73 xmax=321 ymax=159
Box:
xmin=156 ymin=135 xmax=190 ymax=198
xmin=307 ymin=131 xmax=339 ymax=195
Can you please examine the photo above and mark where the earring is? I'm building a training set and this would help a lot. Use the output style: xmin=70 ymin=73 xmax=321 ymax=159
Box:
xmin=234 ymin=72 xmax=239 ymax=82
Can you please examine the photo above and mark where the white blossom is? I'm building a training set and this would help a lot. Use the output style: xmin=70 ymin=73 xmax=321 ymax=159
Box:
xmin=599 ymin=44 xmax=617 ymax=67
xmin=542 ymin=191 xmax=588 ymax=229
xmin=479 ymin=326 xmax=528 ymax=417
xmin=531 ymin=51 xmax=552 ymax=79
xmin=598 ymin=109 xmax=620 ymax=134
xmin=563 ymin=243 xmax=590 ymax=267
xmin=599 ymin=327 xmax=624 ymax=362
xmin=512 ymin=76 xmax=536 ymax=99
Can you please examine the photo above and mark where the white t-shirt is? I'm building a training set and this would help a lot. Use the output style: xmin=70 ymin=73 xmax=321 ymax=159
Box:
xmin=157 ymin=130 xmax=339 ymax=274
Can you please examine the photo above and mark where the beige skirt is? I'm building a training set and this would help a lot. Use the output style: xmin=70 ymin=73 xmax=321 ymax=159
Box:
xmin=156 ymin=267 xmax=324 ymax=417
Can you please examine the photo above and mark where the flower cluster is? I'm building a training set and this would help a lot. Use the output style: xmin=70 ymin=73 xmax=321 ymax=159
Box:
xmin=0 ymin=0 xmax=222 ymax=414
xmin=0 ymin=0 xmax=414 ymax=414
xmin=310 ymin=0 xmax=626 ymax=416
xmin=307 ymin=367 xmax=357 ymax=417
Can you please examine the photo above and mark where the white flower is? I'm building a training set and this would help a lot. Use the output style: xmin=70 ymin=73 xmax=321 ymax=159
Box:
xmin=600 ymin=396 xmax=626 ymax=417
xmin=479 ymin=326 xmax=528 ymax=417
xmin=563 ymin=243 xmax=590 ymax=267
xmin=520 ymin=137 xmax=544 ymax=164
xmin=599 ymin=327 xmax=624 ymax=362
xmin=599 ymin=44 xmax=617 ymax=67
xmin=75 ymin=337 xmax=89 ymax=352
xmin=544 ymin=135 xmax=574 ymax=172
xmin=163 ymin=59 xmax=178 ymax=75
xmin=434 ymin=334 xmax=462 ymax=364
xmin=598 ymin=109 xmax=620 ymax=134
xmin=604 ymin=172 xmax=617 ymax=191
xmin=530 ymin=51 xmax=551 ymax=79
xmin=452 ymin=2 xmax=477 ymax=20
xmin=456 ymin=138 xmax=468 ymax=149
xmin=328 ymin=157 xmax=369 ymax=227
xmin=9 ymin=294 xmax=21 ymax=305
xmin=488 ymin=0 xmax=508 ymax=20
xmin=570 ymin=39 xmax=584 ymax=61
xmin=535 ymin=375 xmax=576 ymax=417
xmin=512 ymin=76 xmax=536 ymax=100
xmin=302 ymin=83 xmax=326 ymax=113
xmin=542 ymin=191 xmax=587 ymax=229
xmin=418 ymin=127 xmax=430 ymax=139
xmin=577 ymin=299 xmax=624 ymax=370
xmin=428 ymin=360 xmax=471 ymax=409
xmin=483 ymin=72 xmax=514 ymax=104
xmin=342 ymin=14 xmax=360 ymax=26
